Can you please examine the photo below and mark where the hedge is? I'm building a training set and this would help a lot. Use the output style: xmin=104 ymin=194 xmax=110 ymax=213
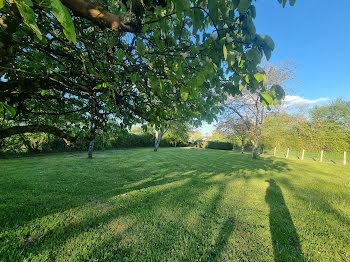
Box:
xmin=196 ymin=141 xmax=233 ymax=150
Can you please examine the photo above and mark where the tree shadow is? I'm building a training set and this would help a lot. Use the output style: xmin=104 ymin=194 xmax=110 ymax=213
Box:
xmin=208 ymin=217 xmax=235 ymax=261
xmin=265 ymin=179 xmax=304 ymax=261
xmin=0 ymin=148 xmax=290 ymax=260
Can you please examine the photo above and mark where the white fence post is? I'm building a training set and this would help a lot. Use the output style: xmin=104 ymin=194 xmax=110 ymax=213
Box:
xmin=286 ymin=148 xmax=289 ymax=158
xmin=320 ymin=150 xmax=323 ymax=162
xmin=344 ymin=152 xmax=347 ymax=165
xmin=274 ymin=147 xmax=276 ymax=156
xmin=301 ymin=149 xmax=305 ymax=160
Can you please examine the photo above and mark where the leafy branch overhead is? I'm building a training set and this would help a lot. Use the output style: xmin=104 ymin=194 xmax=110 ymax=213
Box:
xmin=0 ymin=0 xmax=294 ymax=149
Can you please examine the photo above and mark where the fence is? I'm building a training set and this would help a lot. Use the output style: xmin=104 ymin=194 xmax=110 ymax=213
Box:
xmin=263 ymin=147 xmax=348 ymax=166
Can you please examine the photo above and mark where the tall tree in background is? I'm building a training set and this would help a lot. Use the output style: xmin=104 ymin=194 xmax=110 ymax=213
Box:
xmin=260 ymin=99 xmax=350 ymax=153
xmin=163 ymin=122 xmax=192 ymax=147
xmin=218 ymin=59 xmax=296 ymax=158
xmin=216 ymin=118 xmax=249 ymax=153
xmin=190 ymin=130 xmax=203 ymax=142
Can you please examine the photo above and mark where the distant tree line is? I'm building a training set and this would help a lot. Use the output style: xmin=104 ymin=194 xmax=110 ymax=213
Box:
xmin=215 ymin=98 xmax=350 ymax=153
xmin=0 ymin=123 xmax=190 ymax=156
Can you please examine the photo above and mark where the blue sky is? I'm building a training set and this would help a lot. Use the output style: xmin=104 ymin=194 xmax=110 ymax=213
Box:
xmin=199 ymin=0 xmax=350 ymax=135
xmin=254 ymin=0 xmax=350 ymax=100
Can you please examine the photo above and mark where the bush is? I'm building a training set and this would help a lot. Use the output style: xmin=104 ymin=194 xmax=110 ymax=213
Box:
xmin=205 ymin=141 xmax=233 ymax=150
xmin=195 ymin=141 xmax=233 ymax=150
xmin=0 ymin=132 xmax=178 ymax=156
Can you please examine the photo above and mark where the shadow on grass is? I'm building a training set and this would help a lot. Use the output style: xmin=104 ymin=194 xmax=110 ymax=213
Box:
xmin=209 ymin=217 xmax=235 ymax=261
xmin=0 ymin=148 xmax=290 ymax=260
xmin=265 ymin=179 xmax=304 ymax=261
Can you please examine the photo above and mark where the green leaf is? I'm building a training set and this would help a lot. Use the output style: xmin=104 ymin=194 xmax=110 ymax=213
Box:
xmin=180 ymin=87 xmax=189 ymax=101
xmin=254 ymin=73 xmax=265 ymax=82
xmin=233 ymin=73 xmax=240 ymax=85
xmin=237 ymin=0 xmax=252 ymax=14
xmin=261 ymin=35 xmax=275 ymax=50
xmin=260 ymin=91 xmax=273 ymax=107
xmin=245 ymin=74 xmax=250 ymax=84
xmin=192 ymin=8 xmax=202 ymax=34
xmin=245 ymin=48 xmax=261 ymax=66
xmin=223 ymin=44 xmax=228 ymax=61
xmin=190 ymin=86 xmax=199 ymax=99
xmin=136 ymin=39 xmax=146 ymax=55
xmin=3 ymin=103 xmax=16 ymax=117
xmin=49 ymin=0 xmax=77 ymax=42
xmin=0 ymin=0 xmax=5 ymax=9
xmin=208 ymin=0 xmax=219 ymax=22
xmin=41 ymin=90 xmax=48 ymax=96
xmin=264 ymin=48 xmax=272 ymax=60
xmin=270 ymin=85 xmax=285 ymax=100
xmin=131 ymin=74 xmax=137 ymax=82
xmin=249 ymin=5 xmax=256 ymax=18
xmin=289 ymin=0 xmax=296 ymax=6
xmin=15 ymin=0 xmax=42 ymax=40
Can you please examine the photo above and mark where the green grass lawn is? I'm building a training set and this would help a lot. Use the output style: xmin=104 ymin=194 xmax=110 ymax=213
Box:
xmin=266 ymin=148 xmax=348 ymax=164
xmin=1 ymin=148 xmax=350 ymax=261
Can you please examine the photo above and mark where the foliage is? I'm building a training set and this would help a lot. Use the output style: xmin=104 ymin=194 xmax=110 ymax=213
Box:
xmin=204 ymin=130 xmax=229 ymax=142
xmin=0 ymin=131 xmax=178 ymax=156
xmin=1 ymin=0 xmax=295 ymax=154
xmin=190 ymin=130 xmax=203 ymax=141
xmin=163 ymin=122 xmax=192 ymax=146
xmin=217 ymin=59 xmax=296 ymax=158
xmin=1 ymin=148 xmax=350 ymax=261
xmin=203 ymin=140 xmax=233 ymax=150
xmin=260 ymin=99 xmax=350 ymax=152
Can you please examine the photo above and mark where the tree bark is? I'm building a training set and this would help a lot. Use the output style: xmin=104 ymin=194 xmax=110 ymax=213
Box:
xmin=241 ymin=136 xmax=245 ymax=154
xmin=154 ymin=130 xmax=164 ymax=152
xmin=88 ymin=140 xmax=94 ymax=158
xmin=252 ymin=146 xmax=259 ymax=159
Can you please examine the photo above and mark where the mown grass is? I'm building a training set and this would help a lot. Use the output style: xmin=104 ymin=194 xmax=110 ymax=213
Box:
xmin=0 ymin=148 xmax=350 ymax=261
xmin=267 ymin=148 xmax=347 ymax=164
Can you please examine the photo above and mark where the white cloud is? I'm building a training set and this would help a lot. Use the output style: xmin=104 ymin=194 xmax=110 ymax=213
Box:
xmin=283 ymin=95 xmax=329 ymax=109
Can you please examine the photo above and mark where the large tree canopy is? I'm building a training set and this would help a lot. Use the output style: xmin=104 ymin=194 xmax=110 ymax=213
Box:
xmin=0 ymin=0 xmax=295 ymax=155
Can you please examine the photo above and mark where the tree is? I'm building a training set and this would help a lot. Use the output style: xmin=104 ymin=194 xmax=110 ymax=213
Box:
xmin=163 ymin=122 xmax=191 ymax=147
xmin=151 ymin=126 xmax=167 ymax=152
xmin=130 ymin=126 xmax=147 ymax=136
xmin=1 ymin=0 xmax=296 ymax=157
xmin=190 ymin=130 xmax=203 ymax=142
xmin=206 ymin=130 xmax=228 ymax=142
xmin=260 ymin=101 xmax=350 ymax=154
xmin=309 ymin=99 xmax=350 ymax=152
xmin=216 ymin=118 xmax=249 ymax=153
xmin=309 ymin=98 xmax=350 ymax=126
xmin=218 ymin=59 xmax=297 ymax=158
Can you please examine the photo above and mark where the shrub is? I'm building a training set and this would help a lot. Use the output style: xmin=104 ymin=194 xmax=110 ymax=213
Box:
xmin=205 ymin=141 xmax=233 ymax=150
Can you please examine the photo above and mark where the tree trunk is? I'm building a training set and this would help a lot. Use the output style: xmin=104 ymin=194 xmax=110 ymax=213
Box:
xmin=88 ymin=140 xmax=94 ymax=158
xmin=252 ymin=146 xmax=258 ymax=159
xmin=241 ymin=136 xmax=245 ymax=154
xmin=154 ymin=130 xmax=164 ymax=152
xmin=174 ymin=141 xmax=177 ymax=147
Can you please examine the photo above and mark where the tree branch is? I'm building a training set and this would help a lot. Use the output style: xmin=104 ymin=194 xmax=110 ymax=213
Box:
xmin=61 ymin=0 xmax=141 ymax=33
xmin=0 ymin=125 xmax=87 ymax=143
